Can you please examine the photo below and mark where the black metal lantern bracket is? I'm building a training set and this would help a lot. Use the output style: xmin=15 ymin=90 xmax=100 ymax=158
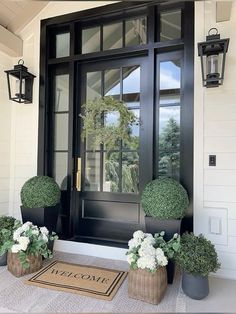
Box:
xmin=5 ymin=59 xmax=36 ymax=104
xmin=198 ymin=28 xmax=229 ymax=88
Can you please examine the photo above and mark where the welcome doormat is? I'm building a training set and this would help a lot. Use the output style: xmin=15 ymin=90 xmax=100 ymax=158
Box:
xmin=26 ymin=260 xmax=127 ymax=301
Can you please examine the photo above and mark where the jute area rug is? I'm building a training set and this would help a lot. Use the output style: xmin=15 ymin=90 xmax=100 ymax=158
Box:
xmin=0 ymin=251 xmax=187 ymax=313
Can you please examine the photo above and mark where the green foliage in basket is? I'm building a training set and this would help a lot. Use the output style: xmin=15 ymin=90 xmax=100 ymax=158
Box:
xmin=0 ymin=216 xmax=21 ymax=253
xmin=80 ymin=96 xmax=139 ymax=151
xmin=141 ymin=178 xmax=189 ymax=219
xmin=175 ymin=232 xmax=221 ymax=276
xmin=21 ymin=176 xmax=61 ymax=208
xmin=0 ymin=221 xmax=58 ymax=269
xmin=126 ymin=230 xmax=180 ymax=272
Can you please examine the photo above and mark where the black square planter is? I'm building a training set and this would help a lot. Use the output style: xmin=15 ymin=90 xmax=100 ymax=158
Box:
xmin=21 ymin=204 xmax=59 ymax=233
xmin=145 ymin=216 xmax=182 ymax=241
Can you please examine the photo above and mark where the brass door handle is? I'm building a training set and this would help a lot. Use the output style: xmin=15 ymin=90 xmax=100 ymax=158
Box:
xmin=76 ymin=158 xmax=81 ymax=191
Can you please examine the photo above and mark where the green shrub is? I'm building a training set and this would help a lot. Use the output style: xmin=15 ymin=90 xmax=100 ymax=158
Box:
xmin=175 ymin=232 xmax=220 ymax=276
xmin=0 ymin=216 xmax=19 ymax=247
xmin=21 ymin=176 xmax=61 ymax=208
xmin=141 ymin=178 xmax=189 ymax=219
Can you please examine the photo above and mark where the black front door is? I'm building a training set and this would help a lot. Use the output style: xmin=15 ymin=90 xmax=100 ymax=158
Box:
xmin=73 ymin=56 xmax=153 ymax=245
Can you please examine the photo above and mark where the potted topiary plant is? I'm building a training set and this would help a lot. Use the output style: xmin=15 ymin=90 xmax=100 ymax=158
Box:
xmin=0 ymin=216 xmax=20 ymax=266
xmin=20 ymin=176 xmax=61 ymax=233
xmin=141 ymin=178 xmax=189 ymax=240
xmin=175 ymin=232 xmax=220 ymax=300
xmin=141 ymin=177 xmax=189 ymax=283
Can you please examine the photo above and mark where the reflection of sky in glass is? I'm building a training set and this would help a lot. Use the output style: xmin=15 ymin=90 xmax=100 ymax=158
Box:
xmin=105 ymin=69 xmax=120 ymax=96
xmin=123 ymin=67 xmax=140 ymax=94
xmin=159 ymin=106 xmax=180 ymax=131
xmin=160 ymin=61 xmax=180 ymax=90
xmin=105 ymin=112 xmax=120 ymax=126
xmin=105 ymin=84 xmax=120 ymax=96
xmin=104 ymin=109 xmax=139 ymax=137
xmin=130 ymin=109 xmax=139 ymax=137
xmin=105 ymin=67 xmax=140 ymax=96
xmin=126 ymin=102 xmax=140 ymax=109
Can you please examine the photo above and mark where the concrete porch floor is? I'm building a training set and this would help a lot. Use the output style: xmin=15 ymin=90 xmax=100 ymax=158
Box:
xmin=0 ymin=251 xmax=235 ymax=313
xmin=186 ymin=276 xmax=236 ymax=312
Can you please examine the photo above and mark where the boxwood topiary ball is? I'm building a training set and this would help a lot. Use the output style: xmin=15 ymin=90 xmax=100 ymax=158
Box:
xmin=175 ymin=232 xmax=220 ymax=276
xmin=141 ymin=178 xmax=189 ymax=219
xmin=21 ymin=176 xmax=61 ymax=208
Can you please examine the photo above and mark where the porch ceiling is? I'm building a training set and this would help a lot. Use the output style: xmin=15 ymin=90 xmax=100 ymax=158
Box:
xmin=0 ymin=0 xmax=48 ymax=34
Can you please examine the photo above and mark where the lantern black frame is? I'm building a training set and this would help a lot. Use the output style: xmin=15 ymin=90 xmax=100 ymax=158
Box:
xmin=198 ymin=28 xmax=229 ymax=88
xmin=5 ymin=59 xmax=36 ymax=103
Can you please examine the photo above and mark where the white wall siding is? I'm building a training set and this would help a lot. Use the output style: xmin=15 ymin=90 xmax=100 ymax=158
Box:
xmin=0 ymin=51 xmax=12 ymax=216
xmin=195 ymin=1 xmax=236 ymax=279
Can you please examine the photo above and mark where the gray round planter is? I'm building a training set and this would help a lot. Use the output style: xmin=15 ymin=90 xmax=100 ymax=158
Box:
xmin=182 ymin=272 xmax=209 ymax=300
xmin=0 ymin=252 xmax=7 ymax=266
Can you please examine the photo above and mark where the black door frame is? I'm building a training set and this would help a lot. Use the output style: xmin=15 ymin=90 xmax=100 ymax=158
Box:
xmin=38 ymin=1 xmax=194 ymax=242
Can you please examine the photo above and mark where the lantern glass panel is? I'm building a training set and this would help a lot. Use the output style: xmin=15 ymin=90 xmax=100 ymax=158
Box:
xmin=8 ymin=74 xmax=27 ymax=102
xmin=202 ymin=53 xmax=223 ymax=84
xmin=207 ymin=54 xmax=219 ymax=78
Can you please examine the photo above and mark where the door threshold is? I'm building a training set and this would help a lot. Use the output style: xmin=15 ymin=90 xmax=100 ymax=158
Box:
xmin=54 ymin=239 xmax=127 ymax=261
xmin=71 ymin=236 xmax=128 ymax=249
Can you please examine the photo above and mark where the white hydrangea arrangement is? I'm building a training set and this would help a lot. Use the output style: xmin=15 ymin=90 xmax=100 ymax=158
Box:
xmin=126 ymin=230 xmax=180 ymax=272
xmin=0 ymin=221 xmax=58 ymax=269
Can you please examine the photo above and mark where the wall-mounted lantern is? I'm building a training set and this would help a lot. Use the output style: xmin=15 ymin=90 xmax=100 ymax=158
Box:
xmin=198 ymin=28 xmax=229 ymax=88
xmin=5 ymin=59 xmax=36 ymax=103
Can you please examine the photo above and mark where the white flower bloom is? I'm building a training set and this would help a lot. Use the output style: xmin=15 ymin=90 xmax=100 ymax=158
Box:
xmin=40 ymin=227 xmax=49 ymax=235
xmin=155 ymin=248 xmax=165 ymax=258
xmin=13 ymin=227 xmax=22 ymax=241
xmin=42 ymin=233 xmax=48 ymax=243
xmin=133 ymin=230 xmax=145 ymax=240
xmin=139 ymin=244 xmax=156 ymax=257
xmin=11 ymin=244 xmax=22 ymax=253
xmin=18 ymin=236 xmax=30 ymax=251
xmin=137 ymin=256 xmax=156 ymax=271
xmin=128 ymin=238 xmax=142 ymax=249
xmin=21 ymin=221 xmax=32 ymax=232
xmin=127 ymin=253 xmax=136 ymax=265
xmin=32 ymin=229 xmax=39 ymax=236
xmin=173 ymin=233 xmax=179 ymax=239
xmin=157 ymin=255 xmax=168 ymax=267
xmin=142 ymin=235 xmax=155 ymax=246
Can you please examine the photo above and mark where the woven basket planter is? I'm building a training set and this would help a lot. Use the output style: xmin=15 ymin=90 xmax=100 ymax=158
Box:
xmin=128 ymin=267 xmax=167 ymax=304
xmin=7 ymin=251 xmax=42 ymax=277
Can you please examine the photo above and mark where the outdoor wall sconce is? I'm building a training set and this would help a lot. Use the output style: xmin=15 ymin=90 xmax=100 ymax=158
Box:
xmin=5 ymin=59 xmax=36 ymax=103
xmin=198 ymin=28 xmax=229 ymax=88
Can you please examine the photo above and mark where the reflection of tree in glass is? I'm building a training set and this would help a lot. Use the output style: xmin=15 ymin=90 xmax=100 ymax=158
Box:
xmin=159 ymin=117 xmax=180 ymax=180
xmin=105 ymin=150 xmax=139 ymax=193
xmin=122 ymin=151 xmax=139 ymax=193
xmin=105 ymin=153 xmax=119 ymax=192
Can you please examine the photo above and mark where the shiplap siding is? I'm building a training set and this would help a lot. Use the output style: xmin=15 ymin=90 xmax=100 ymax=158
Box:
xmin=0 ymin=51 xmax=12 ymax=216
xmin=195 ymin=1 xmax=236 ymax=279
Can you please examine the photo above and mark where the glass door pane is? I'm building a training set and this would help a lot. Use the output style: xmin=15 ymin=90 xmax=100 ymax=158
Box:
xmin=157 ymin=59 xmax=181 ymax=180
xmin=82 ymin=65 xmax=141 ymax=194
